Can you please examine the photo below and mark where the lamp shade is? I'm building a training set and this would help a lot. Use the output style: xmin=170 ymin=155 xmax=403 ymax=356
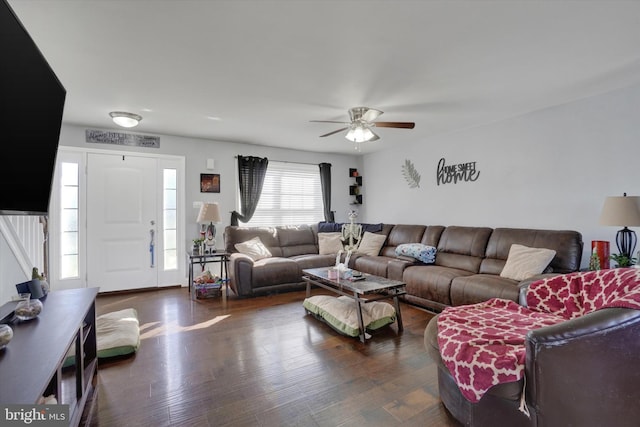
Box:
xmin=197 ymin=202 xmax=221 ymax=224
xmin=599 ymin=195 xmax=640 ymax=226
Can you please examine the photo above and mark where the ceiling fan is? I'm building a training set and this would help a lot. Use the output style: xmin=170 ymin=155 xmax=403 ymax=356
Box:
xmin=310 ymin=107 xmax=415 ymax=144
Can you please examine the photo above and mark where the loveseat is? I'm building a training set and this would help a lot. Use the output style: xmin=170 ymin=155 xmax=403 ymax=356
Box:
xmin=424 ymin=268 xmax=640 ymax=427
xmin=224 ymin=223 xmax=583 ymax=311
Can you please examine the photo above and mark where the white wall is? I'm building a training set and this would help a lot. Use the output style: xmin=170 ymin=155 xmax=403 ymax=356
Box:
xmin=0 ymin=233 xmax=29 ymax=306
xmin=362 ymin=83 xmax=640 ymax=269
xmin=58 ymin=125 xmax=362 ymax=249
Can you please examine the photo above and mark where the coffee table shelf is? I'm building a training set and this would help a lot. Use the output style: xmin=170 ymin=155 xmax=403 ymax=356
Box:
xmin=302 ymin=267 xmax=406 ymax=343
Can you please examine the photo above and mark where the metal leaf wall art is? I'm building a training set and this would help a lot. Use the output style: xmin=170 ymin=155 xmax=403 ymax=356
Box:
xmin=401 ymin=159 xmax=421 ymax=188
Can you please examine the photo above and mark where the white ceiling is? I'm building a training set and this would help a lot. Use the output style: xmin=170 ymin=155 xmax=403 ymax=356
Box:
xmin=8 ymin=0 xmax=640 ymax=155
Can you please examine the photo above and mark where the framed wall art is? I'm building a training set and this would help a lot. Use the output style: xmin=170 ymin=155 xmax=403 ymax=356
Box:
xmin=200 ymin=173 xmax=220 ymax=193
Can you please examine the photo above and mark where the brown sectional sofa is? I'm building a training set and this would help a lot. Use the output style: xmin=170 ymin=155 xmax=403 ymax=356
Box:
xmin=224 ymin=223 xmax=583 ymax=311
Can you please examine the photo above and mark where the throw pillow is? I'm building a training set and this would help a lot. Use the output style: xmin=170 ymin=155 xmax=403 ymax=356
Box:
xmin=356 ymin=231 xmax=387 ymax=256
xmin=500 ymin=244 xmax=556 ymax=281
xmin=395 ymin=243 xmax=437 ymax=264
xmin=234 ymin=236 xmax=272 ymax=261
xmin=318 ymin=232 xmax=344 ymax=255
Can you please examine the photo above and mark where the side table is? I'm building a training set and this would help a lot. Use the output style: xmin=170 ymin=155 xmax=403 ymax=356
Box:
xmin=187 ymin=251 xmax=230 ymax=301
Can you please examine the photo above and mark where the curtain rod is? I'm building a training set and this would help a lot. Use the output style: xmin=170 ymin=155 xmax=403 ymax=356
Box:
xmin=234 ymin=156 xmax=329 ymax=167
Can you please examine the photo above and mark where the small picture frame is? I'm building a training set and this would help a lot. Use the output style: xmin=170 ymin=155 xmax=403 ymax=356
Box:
xmin=200 ymin=173 xmax=220 ymax=193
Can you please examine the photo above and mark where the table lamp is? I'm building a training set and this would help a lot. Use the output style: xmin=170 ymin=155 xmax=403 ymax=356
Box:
xmin=197 ymin=202 xmax=221 ymax=252
xmin=599 ymin=193 xmax=640 ymax=259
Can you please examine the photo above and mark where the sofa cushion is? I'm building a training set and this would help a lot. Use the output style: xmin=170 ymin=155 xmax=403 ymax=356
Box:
xmin=386 ymin=258 xmax=417 ymax=281
xmin=380 ymin=224 xmax=427 ymax=257
xmin=435 ymin=226 xmax=493 ymax=273
xmin=403 ymin=265 xmax=475 ymax=306
xmin=500 ymin=244 xmax=556 ymax=281
xmin=318 ymin=232 xmax=344 ymax=255
xmin=277 ymin=225 xmax=318 ymax=257
xmin=356 ymin=231 xmax=387 ymax=256
xmin=420 ymin=225 xmax=446 ymax=247
xmin=251 ymin=257 xmax=301 ymax=288
xmin=225 ymin=226 xmax=282 ymax=256
xmin=450 ymin=274 xmax=520 ymax=306
xmin=395 ymin=243 xmax=436 ymax=264
xmin=290 ymin=254 xmax=336 ymax=270
xmin=353 ymin=256 xmax=394 ymax=277
xmin=235 ymin=236 xmax=273 ymax=261
xmin=482 ymin=228 xmax=583 ymax=274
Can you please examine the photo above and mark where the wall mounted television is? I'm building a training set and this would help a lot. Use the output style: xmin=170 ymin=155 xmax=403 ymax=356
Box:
xmin=0 ymin=0 xmax=66 ymax=215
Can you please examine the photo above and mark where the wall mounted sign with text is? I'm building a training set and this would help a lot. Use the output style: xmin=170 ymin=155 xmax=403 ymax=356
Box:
xmin=85 ymin=129 xmax=160 ymax=148
xmin=436 ymin=157 xmax=480 ymax=185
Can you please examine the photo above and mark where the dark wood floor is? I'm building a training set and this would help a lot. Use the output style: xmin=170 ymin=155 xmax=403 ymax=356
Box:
xmin=89 ymin=286 xmax=460 ymax=427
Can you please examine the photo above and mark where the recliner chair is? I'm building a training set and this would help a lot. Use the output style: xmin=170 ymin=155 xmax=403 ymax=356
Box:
xmin=425 ymin=272 xmax=640 ymax=427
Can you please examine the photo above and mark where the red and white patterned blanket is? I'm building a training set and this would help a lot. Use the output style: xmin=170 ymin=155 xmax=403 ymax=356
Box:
xmin=437 ymin=268 xmax=640 ymax=403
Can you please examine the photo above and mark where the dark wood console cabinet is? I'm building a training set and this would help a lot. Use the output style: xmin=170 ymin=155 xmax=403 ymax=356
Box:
xmin=0 ymin=288 xmax=99 ymax=426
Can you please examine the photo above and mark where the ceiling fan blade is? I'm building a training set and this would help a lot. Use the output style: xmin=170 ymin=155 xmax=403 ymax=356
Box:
xmin=373 ymin=121 xmax=415 ymax=129
xmin=310 ymin=120 xmax=349 ymax=124
xmin=319 ymin=127 xmax=349 ymax=137
xmin=361 ymin=108 xmax=383 ymax=122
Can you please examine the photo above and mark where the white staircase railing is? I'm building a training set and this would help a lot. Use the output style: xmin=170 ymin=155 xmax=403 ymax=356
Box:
xmin=0 ymin=215 xmax=46 ymax=279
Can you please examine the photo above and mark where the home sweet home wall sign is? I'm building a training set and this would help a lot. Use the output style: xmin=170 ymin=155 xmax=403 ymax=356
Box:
xmin=436 ymin=157 xmax=480 ymax=185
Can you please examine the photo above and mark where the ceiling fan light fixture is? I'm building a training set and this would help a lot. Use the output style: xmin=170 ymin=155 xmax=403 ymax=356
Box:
xmin=345 ymin=124 xmax=375 ymax=143
xmin=109 ymin=111 xmax=142 ymax=128
xmin=312 ymin=106 xmax=414 ymax=146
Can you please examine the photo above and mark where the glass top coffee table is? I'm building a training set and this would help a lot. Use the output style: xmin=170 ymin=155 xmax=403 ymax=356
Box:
xmin=302 ymin=267 xmax=407 ymax=343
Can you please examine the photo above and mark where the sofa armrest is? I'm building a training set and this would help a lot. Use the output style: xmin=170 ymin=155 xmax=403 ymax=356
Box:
xmin=228 ymin=253 xmax=255 ymax=297
xmin=387 ymin=257 xmax=419 ymax=281
xmin=524 ymin=308 xmax=640 ymax=426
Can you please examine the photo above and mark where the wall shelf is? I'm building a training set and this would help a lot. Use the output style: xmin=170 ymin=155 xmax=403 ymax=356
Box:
xmin=349 ymin=168 xmax=362 ymax=205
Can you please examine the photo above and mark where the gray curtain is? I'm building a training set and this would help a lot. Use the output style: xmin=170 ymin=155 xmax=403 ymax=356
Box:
xmin=319 ymin=162 xmax=334 ymax=222
xmin=231 ymin=156 xmax=269 ymax=226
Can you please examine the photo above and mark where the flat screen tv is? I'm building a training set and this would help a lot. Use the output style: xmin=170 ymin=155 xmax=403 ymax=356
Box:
xmin=0 ymin=0 xmax=66 ymax=215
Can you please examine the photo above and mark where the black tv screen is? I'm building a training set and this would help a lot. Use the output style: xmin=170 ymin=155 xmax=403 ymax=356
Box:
xmin=0 ymin=0 xmax=66 ymax=215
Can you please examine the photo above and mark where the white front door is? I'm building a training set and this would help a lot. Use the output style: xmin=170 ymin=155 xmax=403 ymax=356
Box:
xmin=87 ymin=153 xmax=158 ymax=292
